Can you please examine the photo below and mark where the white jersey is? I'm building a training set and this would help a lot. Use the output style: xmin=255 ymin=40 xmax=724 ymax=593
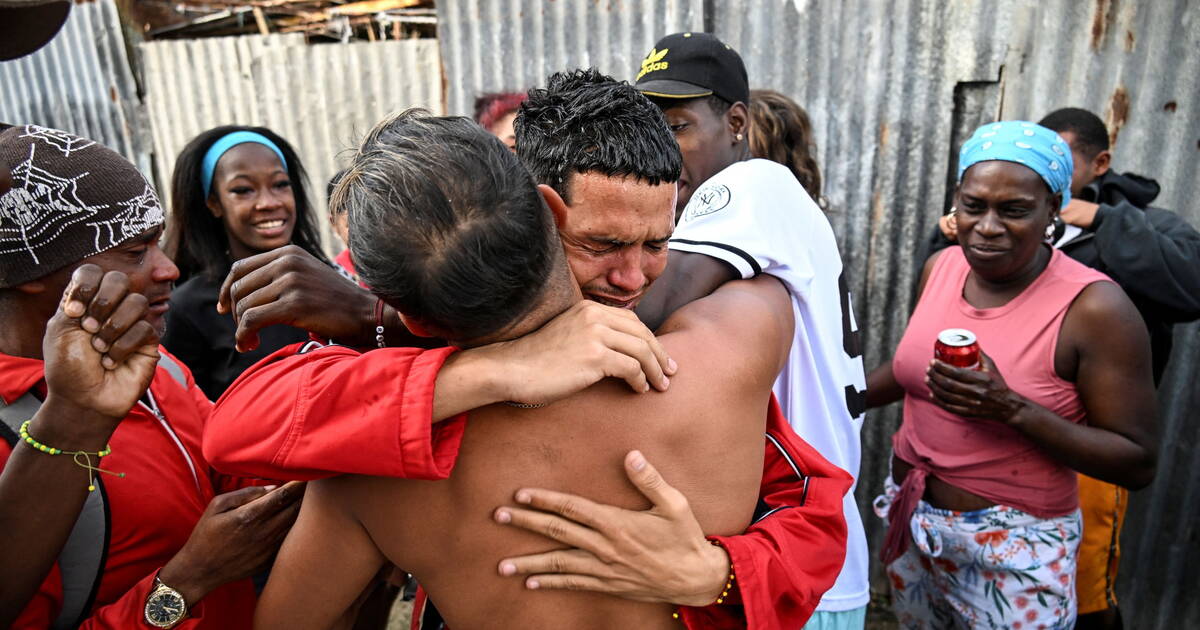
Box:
xmin=671 ymin=159 xmax=869 ymax=613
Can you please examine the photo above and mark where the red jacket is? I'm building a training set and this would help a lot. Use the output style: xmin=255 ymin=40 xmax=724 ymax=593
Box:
xmin=0 ymin=349 xmax=258 ymax=629
xmin=207 ymin=342 xmax=852 ymax=629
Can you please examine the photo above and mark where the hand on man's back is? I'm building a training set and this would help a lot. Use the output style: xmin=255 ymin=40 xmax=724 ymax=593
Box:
xmin=159 ymin=481 xmax=306 ymax=607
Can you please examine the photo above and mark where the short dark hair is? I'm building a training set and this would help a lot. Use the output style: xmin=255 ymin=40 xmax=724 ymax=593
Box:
xmin=703 ymin=94 xmax=732 ymax=116
xmin=1039 ymin=108 xmax=1110 ymax=158
xmin=516 ymin=68 xmax=681 ymax=203
xmin=336 ymin=110 xmax=557 ymax=343
xmin=165 ymin=125 xmax=326 ymax=282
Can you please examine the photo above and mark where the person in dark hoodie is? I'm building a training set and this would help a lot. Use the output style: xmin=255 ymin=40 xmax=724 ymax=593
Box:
xmin=929 ymin=107 xmax=1200 ymax=630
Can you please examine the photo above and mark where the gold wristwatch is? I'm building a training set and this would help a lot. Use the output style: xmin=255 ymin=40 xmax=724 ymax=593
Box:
xmin=144 ymin=575 xmax=188 ymax=628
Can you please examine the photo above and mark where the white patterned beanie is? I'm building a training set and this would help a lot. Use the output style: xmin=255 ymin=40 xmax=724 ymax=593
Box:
xmin=0 ymin=125 xmax=164 ymax=288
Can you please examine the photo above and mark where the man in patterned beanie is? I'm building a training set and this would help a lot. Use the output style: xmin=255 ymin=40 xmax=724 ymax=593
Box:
xmin=0 ymin=125 xmax=301 ymax=629
xmin=0 ymin=124 xmax=165 ymax=293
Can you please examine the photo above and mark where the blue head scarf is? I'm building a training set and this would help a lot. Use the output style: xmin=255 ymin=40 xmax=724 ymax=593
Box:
xmin=957 ymin=121 xmax=1073 ymax=208
xmin=200 ymin=131 xmax=289 ymax=197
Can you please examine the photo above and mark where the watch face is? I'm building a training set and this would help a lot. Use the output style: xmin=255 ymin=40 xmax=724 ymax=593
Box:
xmin=146 ymin=591 xmax=186 ymax=626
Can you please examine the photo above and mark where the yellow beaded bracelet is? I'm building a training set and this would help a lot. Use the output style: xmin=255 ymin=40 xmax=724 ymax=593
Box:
xmin=19 ymin=420 xmax=123 ymax=491
xmin=671 ymin=541 xmax=737 ymax=622
xmin=709 ymin=539 xmax=735 ymax=606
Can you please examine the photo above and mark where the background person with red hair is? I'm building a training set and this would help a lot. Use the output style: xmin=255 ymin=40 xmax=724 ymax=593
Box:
xmin=473 ymin=91 xmax=527 ymax=151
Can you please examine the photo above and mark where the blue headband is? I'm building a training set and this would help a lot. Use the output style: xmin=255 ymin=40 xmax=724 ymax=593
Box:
xmin=958 ymin=121 xmax=1073 ymax=208
xmin=200 ymin=131 xmax=289 ymax=197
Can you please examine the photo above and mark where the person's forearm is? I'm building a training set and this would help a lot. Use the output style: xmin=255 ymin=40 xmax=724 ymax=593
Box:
xmin=0 ymin=397 xmax=119 ymax=625
xmin=1009 ymin=400 xmax=1156 ymax=489
xmin=636 ymin=251 xmax=739 ymax=331
xmin=158 ymin=550 xmax=218 ymax=609
xmin=430 ymin=347 xmax=508 ymax=422
xmin=866 ymin=361 xmax=904 ymax=408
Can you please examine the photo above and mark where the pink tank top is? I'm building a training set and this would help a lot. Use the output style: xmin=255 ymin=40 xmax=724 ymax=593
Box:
xmin=881 ymin=246 xmax=1109 ymax=562
xmin=893 ymin=245 xmax=1111 ymax=512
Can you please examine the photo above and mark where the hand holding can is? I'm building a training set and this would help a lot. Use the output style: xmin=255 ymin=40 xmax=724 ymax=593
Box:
xmin=935 ymin=328 xmax=981 ymax=370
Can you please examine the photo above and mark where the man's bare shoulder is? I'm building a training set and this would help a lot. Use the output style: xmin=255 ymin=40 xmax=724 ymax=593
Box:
xmin=655 ymin=275 xmax=794 ymax=380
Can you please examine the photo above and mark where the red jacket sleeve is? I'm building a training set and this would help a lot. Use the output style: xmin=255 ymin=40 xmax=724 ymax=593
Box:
xmin=74 ymin=573 xmax=191 ymax=630
xmin=679 ymin=398 xmax=853 ymax=630
xmin=14 ymin=568 xmax=255 ymax=630
xmin=202 ymin=342 xmax=467 ymax=481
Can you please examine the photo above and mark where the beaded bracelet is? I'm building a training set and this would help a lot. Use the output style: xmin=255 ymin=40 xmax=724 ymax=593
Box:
xmin=713 ymin=569 xmax=736 ymax=605
xmin=374 ymin=297 xmax=387 ymax=349
xmin=19 ymin=420 xmax=124 ymax=492
xmin=708 ymin=539 xmax=736 ymax=605
xmin=671 ymin=540 xmax=736 ymax=621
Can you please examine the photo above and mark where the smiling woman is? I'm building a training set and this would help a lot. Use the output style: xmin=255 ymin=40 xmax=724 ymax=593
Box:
xmin=161 ymin=126 xmax=327 ymax=400
xmin=864 ymin=121 xmax=1158 ymax=629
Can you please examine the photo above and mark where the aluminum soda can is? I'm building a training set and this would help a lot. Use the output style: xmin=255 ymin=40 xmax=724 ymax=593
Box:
xmin=935 ymin=328 xmax=981 ymax=369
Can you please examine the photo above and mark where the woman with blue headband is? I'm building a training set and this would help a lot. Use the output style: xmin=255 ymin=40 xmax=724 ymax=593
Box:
xmin=864 ymin=121 xmax=1158 ymax=628
xmin=162 ymin=126 xmax=327 ymax=399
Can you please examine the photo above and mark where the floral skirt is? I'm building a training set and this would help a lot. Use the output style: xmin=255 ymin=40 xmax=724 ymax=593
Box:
xmin=874 ymin=476 xmax=1082 ymax=630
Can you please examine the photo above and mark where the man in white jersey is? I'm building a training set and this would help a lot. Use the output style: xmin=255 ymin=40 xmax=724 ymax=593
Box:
xmin=635 ymin=32 xmax=869 ymax=629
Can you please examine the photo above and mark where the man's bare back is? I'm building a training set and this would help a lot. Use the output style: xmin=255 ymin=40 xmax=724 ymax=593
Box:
xmin=257 ymin=277 xmax=793 ymax=630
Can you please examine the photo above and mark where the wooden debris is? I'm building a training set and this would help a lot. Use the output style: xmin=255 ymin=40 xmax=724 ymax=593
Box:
xmin=138 ymin=0 xmax=435 ymax=42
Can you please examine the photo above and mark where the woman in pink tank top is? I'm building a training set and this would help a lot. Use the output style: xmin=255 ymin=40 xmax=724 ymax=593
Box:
xmin=865 ymin=122 xmax=1158 ymax=629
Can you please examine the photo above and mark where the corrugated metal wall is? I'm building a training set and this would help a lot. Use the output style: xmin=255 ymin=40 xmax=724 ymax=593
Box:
xmin=440 ymin=1 xmax=1199 ymax=626
xmin=716 ymin=2 xmax=1200 ymax=627
xmin=0 ymin=0 xmax=150 ymax=174
xmin=138 ymin=33 xmax=444 ymax=252
xmin=999 ymin=1 xmax=1198 ymax=223
xmin=1 ymin=0 xmax=1195 ymax=624
xmin=994 ymin=4 xmax=1200 ymax=626
xmin=712 ymin=0 xmax=1015 ymax=609
xmin=437 ymin=0 xmax=704 ymax=116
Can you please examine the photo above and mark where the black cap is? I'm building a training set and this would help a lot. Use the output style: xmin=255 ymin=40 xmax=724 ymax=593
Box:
xmin=0 ymin=1 xmax=71 ymax=61
xmin=635 ymin=32 xmax=749 ymax=105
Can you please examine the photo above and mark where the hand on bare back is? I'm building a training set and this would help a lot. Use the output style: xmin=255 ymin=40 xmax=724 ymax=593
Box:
xmin=42 ymin=264 xmax=160 ymax=423
xmin=492 ymin=451 xmax=727 ymax=607
xmin=160 ymin=481 xmax=305 ymax=606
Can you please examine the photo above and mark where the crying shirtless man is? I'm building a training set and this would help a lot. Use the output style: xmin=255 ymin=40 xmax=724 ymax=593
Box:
xmin=251 ymin=109 xmax=817 ymax=630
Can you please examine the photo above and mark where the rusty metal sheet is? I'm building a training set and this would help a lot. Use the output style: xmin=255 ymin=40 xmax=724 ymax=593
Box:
xmin=0 ymin=0 xmax=150 ymax=174
xmin=436 ymin=0 xmax=705 ymax=116
xmin=438 ymin=2 xmax=1200 ymax=624
xmin=139 ymin=33 xmax=444 ymax=253
xmin=710 ymin=2 xmax=1199 ymax=626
